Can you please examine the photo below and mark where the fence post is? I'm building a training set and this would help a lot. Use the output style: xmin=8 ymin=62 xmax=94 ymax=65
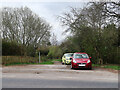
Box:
xmin=39 ymin=52 xmax=40 ymax=63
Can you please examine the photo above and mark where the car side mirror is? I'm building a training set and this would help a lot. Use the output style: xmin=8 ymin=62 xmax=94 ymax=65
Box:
xmin=89 ymin=57 xmax=92 ymax=59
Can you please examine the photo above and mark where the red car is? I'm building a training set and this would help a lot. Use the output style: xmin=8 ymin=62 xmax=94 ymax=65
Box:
xmin=71 ymin=52 xmax=92 ymax=70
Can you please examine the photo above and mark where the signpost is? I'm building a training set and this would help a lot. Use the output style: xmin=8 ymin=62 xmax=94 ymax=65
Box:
xmin=39 ymin=52 xmax=40 ymax=63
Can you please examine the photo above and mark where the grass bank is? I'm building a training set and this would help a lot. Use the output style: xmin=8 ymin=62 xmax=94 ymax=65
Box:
xmin=92 ymin=64 xmax=119 ymax=70
xmin=52 ymin=59 xmax=62 ymax=62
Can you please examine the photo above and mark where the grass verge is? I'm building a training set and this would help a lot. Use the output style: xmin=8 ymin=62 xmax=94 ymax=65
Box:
xmin=92 ymin=64 xmax=100 ymax=67
xmin=92 ymin=64 xmax=119 ymax=70
xmin=103 ymin=65 xmax=119 ymax=70
xmin=52 ymin=59 xmax=62 ymax=62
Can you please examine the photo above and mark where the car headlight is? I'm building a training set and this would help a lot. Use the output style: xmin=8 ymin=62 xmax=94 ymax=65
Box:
xmin=87 ymin=60 xmax=91 ymax=63
xmin=73 ymin=60 xmax=76 ymax=63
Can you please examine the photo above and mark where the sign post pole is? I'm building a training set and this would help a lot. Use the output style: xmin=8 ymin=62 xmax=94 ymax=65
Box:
xmin=39 ymin=52 xmax=40 ymax=63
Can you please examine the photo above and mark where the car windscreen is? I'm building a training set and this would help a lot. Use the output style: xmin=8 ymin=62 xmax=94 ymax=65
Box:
xmin=65 ymin=54 xmax=73 ymax=57
xmin=74 ymin=54 xmax=89 ymax=59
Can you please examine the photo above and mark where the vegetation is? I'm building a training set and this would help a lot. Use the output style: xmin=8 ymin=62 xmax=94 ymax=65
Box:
xmin=48 ymin=46 xmax=63 ymax=59
xmin=1 ymin=7 xmax=51 ymax=56
xmin=103 ymin=65 xmax=119 ymax=70
xmin=4 ymin=61 xmax=54 ymax=66
xmin=52 ymin=59 xmax=62 ymax=62
xmin=59 ymin=2 xmax=120 ymax=64
xmin=2 ymin=57 xmax=60 ymax=66
xmin=2 ymin=56 xmax=38 ymax=65
xmin=1 ymin=2 xmax=120 ymax=68
xmin=92 ymin=64 xmax=119 ymax=70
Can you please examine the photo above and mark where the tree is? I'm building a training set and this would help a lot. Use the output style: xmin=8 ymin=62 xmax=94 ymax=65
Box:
xmin=59 ymin=2 xmax=119 ymax=64
xmin=1 ymin=7 xmax=52 ymax=56
xmin=1 ymin=7 xmax=51 ymax=48
xmin=103 ymin=2 xmax=120 ymax=19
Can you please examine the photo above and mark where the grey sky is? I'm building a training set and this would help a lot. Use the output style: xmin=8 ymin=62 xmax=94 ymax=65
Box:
xmin=0 ymin=1 xmax=87 ymax=43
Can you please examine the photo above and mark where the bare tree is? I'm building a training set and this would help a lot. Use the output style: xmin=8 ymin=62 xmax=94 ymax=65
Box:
xmin=1 ymin=7 xmax=51 ymax=48
xmin=103 ymin=2 xmax=120 ymax=19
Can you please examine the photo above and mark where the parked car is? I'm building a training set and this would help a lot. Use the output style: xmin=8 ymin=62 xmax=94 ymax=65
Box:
xmin=71 ymin=52 xmax=92 ymax=69
xmin=62 ymin=53 xmax=73 ymax=65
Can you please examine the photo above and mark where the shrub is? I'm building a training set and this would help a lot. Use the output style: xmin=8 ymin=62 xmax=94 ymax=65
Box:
xmin=48 ymin=46 xmax=63 ymax=59
xmin=2 ymin=40 xmax=23 ymax=56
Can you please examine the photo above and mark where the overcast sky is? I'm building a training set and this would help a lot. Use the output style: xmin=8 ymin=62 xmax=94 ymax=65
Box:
xmin=0 ymin=0 xmax=87 ymax=43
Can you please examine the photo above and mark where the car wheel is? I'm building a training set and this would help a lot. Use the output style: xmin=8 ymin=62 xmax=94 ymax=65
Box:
xmin=88 ymin=67 xmax=92 ymax=70
xmin=62 ymin=62 xmax=64 ymax=65
xmin=65 ymin=61 xmax=66 ymax=65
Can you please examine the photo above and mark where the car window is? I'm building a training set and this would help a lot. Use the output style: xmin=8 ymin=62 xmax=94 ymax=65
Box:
xmin=82 ymin=54 xmax=89 ymax=58
xmin=74 ymin=54 xmax=83 ymax=59
xmin=74 ymin=54 xmax=89 ymax=59
xmin=65 ymin=54 xmax=73 ymax=57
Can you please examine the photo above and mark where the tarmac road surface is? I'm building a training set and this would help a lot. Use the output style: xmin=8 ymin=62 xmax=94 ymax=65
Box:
xmin=2 ymin=63 xmax=118 ymax=88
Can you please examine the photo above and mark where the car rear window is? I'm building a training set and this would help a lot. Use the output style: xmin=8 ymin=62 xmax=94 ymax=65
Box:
xmin=65 ymin=54 xmax=73 ymax=57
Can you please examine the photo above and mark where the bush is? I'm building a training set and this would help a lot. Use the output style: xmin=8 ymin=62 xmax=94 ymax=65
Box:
xmin=39 ymin=46 xmax=49 ymax=56
xmin=2 ymin=40 xmax=23 ymax=56
xmin=40 ymin=56 xmax=49 ymax=62
xmin=48 ymin=46 xmax=63 ymax=59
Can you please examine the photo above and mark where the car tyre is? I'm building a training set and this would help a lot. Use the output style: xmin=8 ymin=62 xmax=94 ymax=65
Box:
xmin=65 ymin=61 xmax=67 ymax=65
xmin=88 ymin=67 xmax=92 ymax=70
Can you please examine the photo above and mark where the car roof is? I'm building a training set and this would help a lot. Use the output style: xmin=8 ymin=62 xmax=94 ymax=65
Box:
xmin=74 ymin=52 xmax=87 ymax=54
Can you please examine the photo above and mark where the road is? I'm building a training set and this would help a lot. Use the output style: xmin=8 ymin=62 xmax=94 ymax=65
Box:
xmin=2 ymin=62 xmax=118 ymax=88
xmin=3 ymin=77 xmax=118 ymax=88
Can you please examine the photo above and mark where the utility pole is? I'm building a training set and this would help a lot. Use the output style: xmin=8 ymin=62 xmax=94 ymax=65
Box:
xmin=39 ymin=51 xmax=40 ymax=63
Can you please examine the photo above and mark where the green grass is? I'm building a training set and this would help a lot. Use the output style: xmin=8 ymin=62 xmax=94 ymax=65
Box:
xmin=92 ymin=64 xmax=119 ymax=70
xmin=92 ymin=64 xmax=101 ymax=67
xmin=52 ymin=59 xmax=62 ymax=62
xmin=103 ymin=65 xmax=119 ymax=70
